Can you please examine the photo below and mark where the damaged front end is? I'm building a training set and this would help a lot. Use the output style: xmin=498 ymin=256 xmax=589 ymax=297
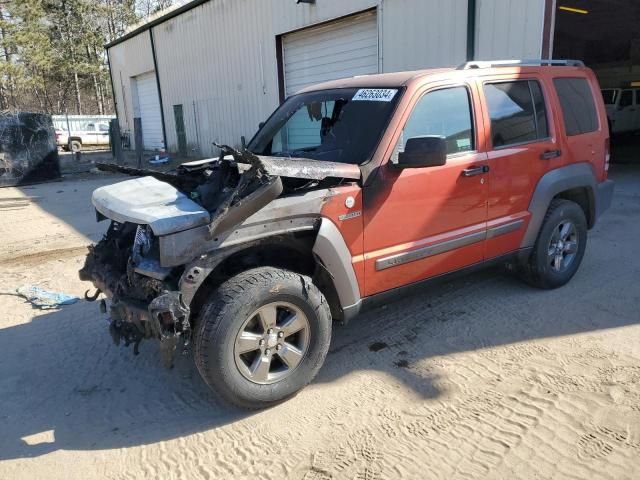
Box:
xmin=79 ymin=222 xmax=191 ymax=367
xmin=80 ymin=146 xmax=358 ymax=367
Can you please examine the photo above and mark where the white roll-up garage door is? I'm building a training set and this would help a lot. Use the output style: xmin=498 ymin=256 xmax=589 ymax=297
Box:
xmin=282 ymin=11 xmax=379 ymax=97
xmin=135 ymin=72 xmax=164 ymax=150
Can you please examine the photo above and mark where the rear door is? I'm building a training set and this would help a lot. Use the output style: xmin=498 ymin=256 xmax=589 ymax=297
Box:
xmin=478 ymin=76 xmax=559 ymax=260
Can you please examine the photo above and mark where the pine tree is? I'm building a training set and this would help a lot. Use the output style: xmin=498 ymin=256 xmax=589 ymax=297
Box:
xmin=0 ymin=0 xmax=173 ymax=114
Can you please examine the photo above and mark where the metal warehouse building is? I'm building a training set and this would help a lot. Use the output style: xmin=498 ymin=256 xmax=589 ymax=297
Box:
xmin=106 ymin=0 xmax=616 ymax=156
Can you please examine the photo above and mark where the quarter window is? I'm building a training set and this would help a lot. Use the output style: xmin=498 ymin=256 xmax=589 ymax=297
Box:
xmin=484 ymin=80 xmax=549 ymax=148
xmin=401 ymin=87 xmax=474 ymax=156
xmin=553 ymin=78 xmax=599 ymax=136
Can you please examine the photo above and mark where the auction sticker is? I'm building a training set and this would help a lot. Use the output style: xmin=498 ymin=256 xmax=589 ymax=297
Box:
xmin=352 ymin=88 xmax=398 ymax=102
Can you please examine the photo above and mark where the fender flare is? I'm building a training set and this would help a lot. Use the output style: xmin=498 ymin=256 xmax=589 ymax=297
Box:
xmin=178 ymin=217 xmax=363 ymax=321
xmin=312 ymin=218 xmax=362 ymax=320
xmin=521 ymin=163 xmax=597 ymax=249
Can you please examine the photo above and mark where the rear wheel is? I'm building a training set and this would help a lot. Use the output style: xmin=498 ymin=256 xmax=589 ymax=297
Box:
xmin=194 ymin=267 xmax=332 ymax=409
xmin=70 ymin=140 xmax=82 ymax=152
xmin=520 ymin=199 xmax=587 ymax=289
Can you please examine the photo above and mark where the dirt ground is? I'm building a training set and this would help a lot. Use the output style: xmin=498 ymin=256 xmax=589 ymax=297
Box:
xmin=1 ymin=162 xmax=639 ymax=480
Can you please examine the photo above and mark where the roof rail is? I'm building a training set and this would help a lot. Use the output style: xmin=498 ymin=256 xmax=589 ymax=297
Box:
xmin=456 ymin=59 xmax=585 ymax=70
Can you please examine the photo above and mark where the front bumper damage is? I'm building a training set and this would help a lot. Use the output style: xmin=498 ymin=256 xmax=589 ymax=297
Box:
xmin=80 ymin=147 xmax=287 ymax=367
xmin=80 ymin=146 xmax=361 ymax=367
xmin=79 ymin=228 xmax=191 ymax=367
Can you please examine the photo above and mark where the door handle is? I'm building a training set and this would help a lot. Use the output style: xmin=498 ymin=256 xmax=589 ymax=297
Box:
xmin=461 ymin=165 xmax=489 ymax=177
xmin=541 ymin=149 xmax=562 ymax=160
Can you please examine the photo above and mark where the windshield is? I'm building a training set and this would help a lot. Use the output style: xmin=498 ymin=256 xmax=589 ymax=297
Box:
xmin=248 ymin=87 xmax=402 ymax=165
xmin=601 ymin=89 xmax=618 ymax=105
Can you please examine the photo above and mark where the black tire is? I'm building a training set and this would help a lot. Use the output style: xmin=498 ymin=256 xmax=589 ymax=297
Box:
xmin=520 ymin=199 xmax=587 ymax=289
xmin=194 ymin=267 xmax=332 ymax=409
xmin=70 ymin=140 xmax=82 ymax=152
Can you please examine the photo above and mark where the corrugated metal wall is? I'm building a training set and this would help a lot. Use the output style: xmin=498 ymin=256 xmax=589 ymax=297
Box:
xmin=108 ymin=33 xmax=155 ymax=145
xmin=475 ymin=0 xmax=546 ymax=60
xmin=108 ymin=0 xmax=546 ymax=154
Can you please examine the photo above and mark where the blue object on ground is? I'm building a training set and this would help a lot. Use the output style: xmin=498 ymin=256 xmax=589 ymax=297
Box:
xmin=13 ymin=285 xmax=79 ymax=309
xmin=149 ymin=155 xmax=171 ymax=164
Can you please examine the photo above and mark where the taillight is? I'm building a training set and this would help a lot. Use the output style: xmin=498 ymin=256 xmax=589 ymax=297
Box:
xmin=604 ymin=138 xmax=610 ymax=178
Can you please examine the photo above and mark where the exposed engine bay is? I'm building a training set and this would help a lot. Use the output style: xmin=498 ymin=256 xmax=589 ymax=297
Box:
xmin=79 ymin=146 xmax=360 ymax=366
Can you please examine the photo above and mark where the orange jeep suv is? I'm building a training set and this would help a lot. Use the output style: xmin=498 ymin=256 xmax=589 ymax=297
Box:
xmin=81 ymin=59 xmax=614 ymax=408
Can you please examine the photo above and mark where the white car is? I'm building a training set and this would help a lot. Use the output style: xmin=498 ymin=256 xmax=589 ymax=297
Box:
xmin=601 ymin=88 xmax=640 ymax=134
xmin=56 ymin=122 xmax=111 ymax=152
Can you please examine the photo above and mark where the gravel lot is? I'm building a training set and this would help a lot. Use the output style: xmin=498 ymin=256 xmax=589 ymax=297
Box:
xmin=1 ymin=160 xmax=639 ymax=479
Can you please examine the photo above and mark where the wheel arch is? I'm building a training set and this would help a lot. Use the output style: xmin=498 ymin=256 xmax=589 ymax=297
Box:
xmin=180 ymin=218 xmax=362 ymax=325
xmin=521 ymin=163 xmax=597 ymax=250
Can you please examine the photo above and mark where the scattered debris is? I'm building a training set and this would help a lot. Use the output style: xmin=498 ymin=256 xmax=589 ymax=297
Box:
xmin=1 ymin=285 xmax=79 ymax=309
xmin=149 ymin=155 xmax=170 ymax=164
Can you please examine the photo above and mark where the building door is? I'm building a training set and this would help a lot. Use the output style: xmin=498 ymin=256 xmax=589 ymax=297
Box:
xmin=362 ymin=84 xmax=489 ymax=296
xmin=134 ymin=72 xmax=163 ymax=150
xmin=173 ymin=104 xmax=187 ymax=155
xmin=281 ymin=10 xmax=378 ymax=98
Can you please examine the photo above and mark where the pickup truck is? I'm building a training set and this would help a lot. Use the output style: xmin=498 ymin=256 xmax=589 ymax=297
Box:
xmin=56 ymin=122 xmax=110 ymax=152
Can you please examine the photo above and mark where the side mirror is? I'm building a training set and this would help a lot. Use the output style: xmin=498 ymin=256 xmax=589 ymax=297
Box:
xmin=396 ymin=135 xmax=447 ymax=168
xmin=258 ymin=122 xmax=265 ymax=129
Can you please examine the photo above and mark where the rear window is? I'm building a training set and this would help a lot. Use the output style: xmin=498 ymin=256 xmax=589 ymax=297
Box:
xmin=484 ymin=80 xmax=549 ymax=148
xmin=553 ymin=78 xmax=599 ymax=136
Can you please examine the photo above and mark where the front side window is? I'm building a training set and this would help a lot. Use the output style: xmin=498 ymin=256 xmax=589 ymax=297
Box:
xmin=601 ymin=89 xmax=617 ymax=105
xmin=249 ymin=87 xmax=402 ymax=165
xmin=401 ymin=86 xmax=474 ymax=155
xmin=99 ymin=124 xmax=109 ymax=132
xmin=484 ymin=80 xmax=549 ymax=148
xmin=553 ymin=77 xmax=599 ymax=136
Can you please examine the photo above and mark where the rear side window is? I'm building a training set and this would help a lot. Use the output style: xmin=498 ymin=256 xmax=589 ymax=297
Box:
xmin=553 ymin=78 xmax=599 ymax=136
xmin=484 ymin=80 xmax=549 ymax=148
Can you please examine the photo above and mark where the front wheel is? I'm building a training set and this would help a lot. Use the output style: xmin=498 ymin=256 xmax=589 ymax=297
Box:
xmin=194 ymin=267 xmax=332 ymax=409
xmin=520 ymin=199 xmax=587 ymax=289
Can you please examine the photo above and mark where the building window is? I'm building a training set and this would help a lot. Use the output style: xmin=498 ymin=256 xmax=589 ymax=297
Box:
xmin=402 ymin=87 xmax=474 ymax=156
xmin=484 ymin=80 xmax=549 ymax=148
xmin=553 ymin=78 xmax=599 ymax=136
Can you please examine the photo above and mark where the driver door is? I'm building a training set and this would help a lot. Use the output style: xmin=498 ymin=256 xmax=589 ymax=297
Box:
xmin=362 ymin=83 xmax=489 ymax=296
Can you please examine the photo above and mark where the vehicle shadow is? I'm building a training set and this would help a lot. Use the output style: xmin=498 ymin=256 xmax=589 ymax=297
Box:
xmin=1 ymin=249 xmax=637 ymax=461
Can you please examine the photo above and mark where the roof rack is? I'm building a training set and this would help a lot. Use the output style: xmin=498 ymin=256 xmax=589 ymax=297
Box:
xmin=457 ymin=59 xmax=585 ymax=70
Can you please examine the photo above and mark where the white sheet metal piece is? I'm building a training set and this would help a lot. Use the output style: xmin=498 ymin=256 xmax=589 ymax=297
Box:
xmin=92 ymin=176 xmax=210 ymax=235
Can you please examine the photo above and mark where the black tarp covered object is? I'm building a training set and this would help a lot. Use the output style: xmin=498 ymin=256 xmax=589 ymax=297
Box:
xmin=0 ymin=112 xmax=60 ymax=186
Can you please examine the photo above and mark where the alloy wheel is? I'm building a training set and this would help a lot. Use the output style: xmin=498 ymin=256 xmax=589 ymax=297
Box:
xmin=234 ymin=302 xmax=310 ymax=384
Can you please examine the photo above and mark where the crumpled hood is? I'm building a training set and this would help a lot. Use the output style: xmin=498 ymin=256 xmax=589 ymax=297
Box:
xmin=92 ymin=176 xmax=211 ymax=235
xmin=91 ymin=149 xmax=360 ymax=237
xmin=254 ymin=156 xmax=360 ymax=181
